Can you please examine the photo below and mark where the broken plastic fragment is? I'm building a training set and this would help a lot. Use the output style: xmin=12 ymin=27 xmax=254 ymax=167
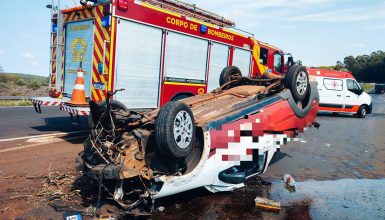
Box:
xmin=157 ymin=206 xmax=165 ymax=212
xmin=255 ymin=197 xmax=281 ymax=211
xmin=283 ymin=174 xmax=296 ymax=187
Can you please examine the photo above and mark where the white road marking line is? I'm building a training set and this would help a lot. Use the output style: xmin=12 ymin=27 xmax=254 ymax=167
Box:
xmin=0 ymin=136 xmax=84 ymax=153
xmin=0 ymin=106 xmax=35 ymax=109
xmin=0 ymin=130 xmax=88 ymax=143
xmin=26 ymin=136 xmax=61 ymax=143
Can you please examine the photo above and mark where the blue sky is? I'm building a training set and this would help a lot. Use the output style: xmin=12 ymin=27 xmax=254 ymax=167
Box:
xmin=0 ymin=0 xmax=385 ymax=76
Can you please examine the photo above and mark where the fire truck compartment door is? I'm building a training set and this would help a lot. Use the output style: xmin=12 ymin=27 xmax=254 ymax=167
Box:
xmin=115 ymin=20 xmax=162 ymax=108
xmin=232 ymin=47 xmax=251 ymax=76
xmin=208 ymin=42 xmax=229 ymax=92
xmin=63 ymin=20 xmax=94 ymax=98
xmin=164 ymin=31 xmax=208 ymax=82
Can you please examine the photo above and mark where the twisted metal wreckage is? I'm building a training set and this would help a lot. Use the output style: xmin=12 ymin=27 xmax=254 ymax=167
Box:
xmin=75 ymin=65 xmax=320 ymax=211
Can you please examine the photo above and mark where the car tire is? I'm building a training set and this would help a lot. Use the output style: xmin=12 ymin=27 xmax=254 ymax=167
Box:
xmin=284 ymin=65 xmax=310 ymax=102
xmin=357 ymin=106 xmax=367 ymax=118
xmin=219 ymin=66 xmax=242 ymax=86
xmin=88 ymin=100 xmax=128 ymax=128
xmin=155 ymin=101 xmax=195 ymax=159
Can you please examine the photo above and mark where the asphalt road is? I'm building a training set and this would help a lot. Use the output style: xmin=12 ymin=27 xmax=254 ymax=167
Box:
xmin=263 ymin=92 xmax=385 ymax=181
xmin=155 ymin=92 xmax=385 ymax=219
xmin=0 ymin=93 xmax=384 ymax=219
xmin=0 ymin=106 xmax=89 ymax=139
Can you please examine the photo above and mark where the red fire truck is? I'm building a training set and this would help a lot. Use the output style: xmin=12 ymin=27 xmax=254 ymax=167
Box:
xmin=32 ymin=0 xmax=293 ymax=116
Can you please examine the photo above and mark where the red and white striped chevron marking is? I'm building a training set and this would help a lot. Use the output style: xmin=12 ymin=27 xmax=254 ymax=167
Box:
xmin=31 ymin=98 xmax=63 ymax=106
xmin=60 ymin=105 xmax=90 ymax=116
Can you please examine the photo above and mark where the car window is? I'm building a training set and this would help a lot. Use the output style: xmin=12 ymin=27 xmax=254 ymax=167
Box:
xmin=347 ymin=79 xmax=354 ymax=91
xmin=353 ymin=80 xmax=361 ymax=90
xmin=273 ymin=52 xmax=283 ymax=73
xmin=323 ymin=78 xmax=343 ymax=91
xmin=260 ymin=47 xmax=268 ymax=65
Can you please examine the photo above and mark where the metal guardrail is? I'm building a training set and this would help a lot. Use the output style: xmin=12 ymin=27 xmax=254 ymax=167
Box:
xmin=0 ymin=96 xmax=32 ymax=101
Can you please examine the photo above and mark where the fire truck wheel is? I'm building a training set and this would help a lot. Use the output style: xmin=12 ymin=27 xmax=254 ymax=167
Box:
xmin=87 ymin=100 xmax=128 ymax=128
xmin=220 ymin=66 xmax=242 ymax=86
xmin=155 ymin=101 xmax=196 ymax=159
xmin=171 ymin=94 xmax=193 ymax=101
xmin=285 ymin=65 xmax=310 ymax=102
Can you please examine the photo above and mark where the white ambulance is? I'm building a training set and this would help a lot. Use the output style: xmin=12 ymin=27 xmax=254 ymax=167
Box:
xmin=308 ymin=68 xmax=372 ymax=118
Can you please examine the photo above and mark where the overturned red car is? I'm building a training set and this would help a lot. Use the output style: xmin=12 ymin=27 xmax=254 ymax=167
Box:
xmin=76 ymin=65 xmax=319 ymax=210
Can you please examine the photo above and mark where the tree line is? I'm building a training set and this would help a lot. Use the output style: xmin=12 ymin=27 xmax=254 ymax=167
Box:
xmin=317 ymin=50 xmax=385 ymax=82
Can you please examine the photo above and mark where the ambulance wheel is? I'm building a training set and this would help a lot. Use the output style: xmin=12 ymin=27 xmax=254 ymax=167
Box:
xmin=285 ymin=65 xmax=309 ymax=102
xmin=357 ymin=106 xmax=367 ymax=118
xmin=155 ymin=101 xmax=195 ymax=159
xmin=220 ymin=66 xmax=242 ymax=86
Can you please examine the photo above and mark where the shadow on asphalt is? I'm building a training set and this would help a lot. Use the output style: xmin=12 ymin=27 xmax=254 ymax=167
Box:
xmin=368 ymin=112 xmax=385 ymax=118
xmin=30 ymin=116 xmax=89 ymax=133
xmin=269 ymin=151 xmax=293 ymax=166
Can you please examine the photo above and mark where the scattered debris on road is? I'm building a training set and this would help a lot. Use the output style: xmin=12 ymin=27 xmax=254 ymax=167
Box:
xmin=255 ymin=197 xmax=281 ymax=211
xmin=283 ymin=174 xmax=296 ymax=187
xmin=157 ymin=206 xmax=165 ymax=212
xmin=36 ymin=171 xmax=82 ymax=211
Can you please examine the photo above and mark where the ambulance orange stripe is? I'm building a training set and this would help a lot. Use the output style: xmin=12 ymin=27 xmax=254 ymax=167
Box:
xmin=319 ymin=106 xmax=359 ymax=113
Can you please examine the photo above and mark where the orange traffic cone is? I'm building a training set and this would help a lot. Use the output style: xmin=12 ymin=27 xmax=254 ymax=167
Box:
xmin=66 ymin=67 xmax=88 ymax=107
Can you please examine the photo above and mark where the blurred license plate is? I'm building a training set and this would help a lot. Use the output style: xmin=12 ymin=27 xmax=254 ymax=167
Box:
xmin=63 ymin=212 xmax=82 ymax=220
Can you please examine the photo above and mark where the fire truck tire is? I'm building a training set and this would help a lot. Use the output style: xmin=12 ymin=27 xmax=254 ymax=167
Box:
xmin=87 ymin=100 xmax=128 ymax=128
xmin=219 ymin=66 xmax=242 ymax=86
xmin=155 ymin=101 xmax=196 ymax=159
xmin=171 ymin=94 xmax=193 ymax=101
xmin=284 ymin=65 xmax=310 ymax=102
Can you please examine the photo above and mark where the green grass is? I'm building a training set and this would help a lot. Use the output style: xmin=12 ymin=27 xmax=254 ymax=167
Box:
xmin=360 ymin=83 xmax=375 ymax=92
xmin=0 ymin=100 xmax=33 ymax=107
xmin=0 ymin=72 xmax=48 ymax=85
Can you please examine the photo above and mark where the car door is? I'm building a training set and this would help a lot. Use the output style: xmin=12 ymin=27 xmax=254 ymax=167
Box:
xmin=344 ymin=79 xmax=362 ymax=112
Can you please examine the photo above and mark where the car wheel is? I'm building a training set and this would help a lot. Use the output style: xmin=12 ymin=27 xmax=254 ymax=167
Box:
xmin=284 ymin=65 xmax=310 ymax=102
xmin=357 ymin=106 xmax=367 ymax=118
xmin=88 ymin=100 xmax=128 ymax=129
xmin=219 ymin=66 xmax=242 ymax=86
xmin=155 ymin=101 xmax=195 ymax=159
